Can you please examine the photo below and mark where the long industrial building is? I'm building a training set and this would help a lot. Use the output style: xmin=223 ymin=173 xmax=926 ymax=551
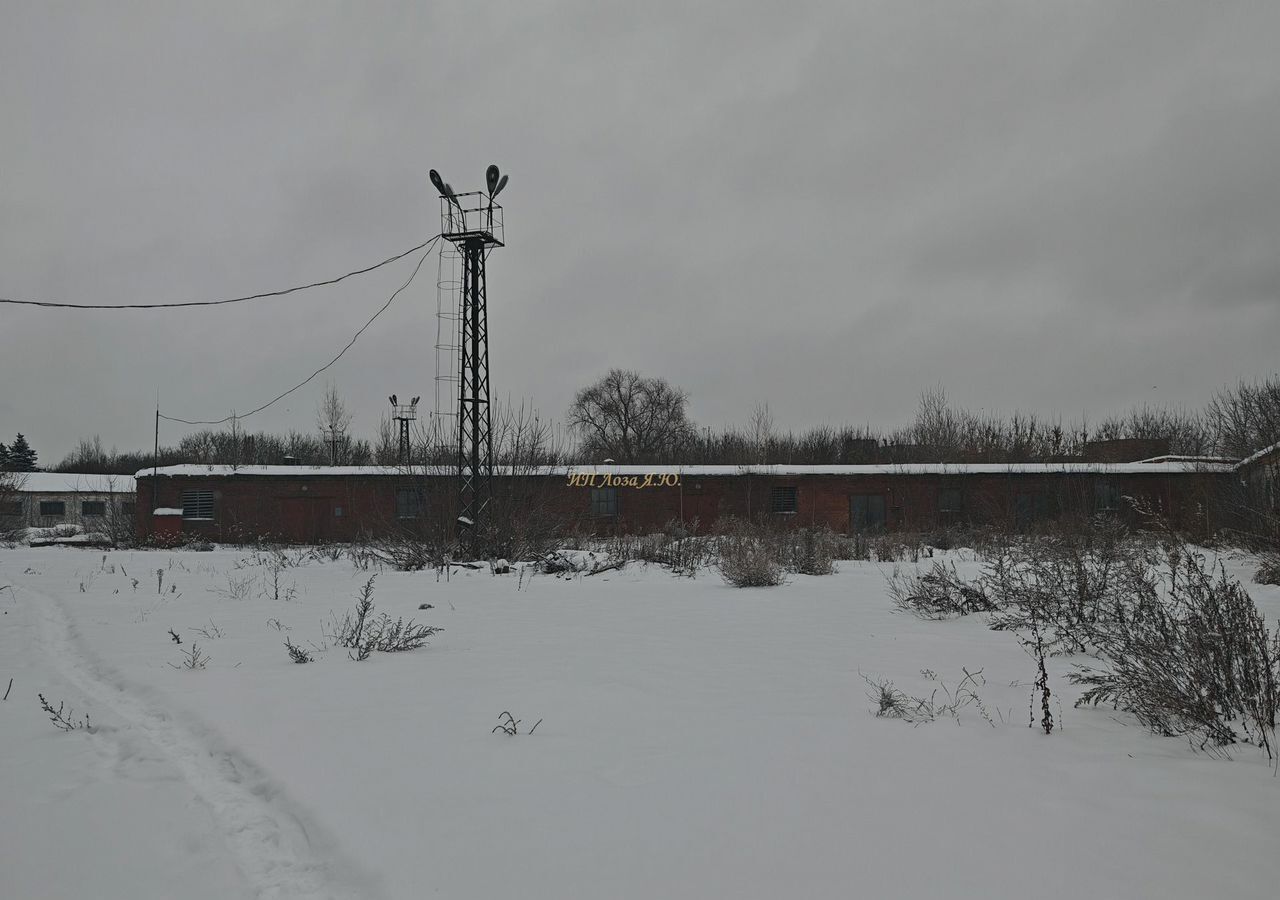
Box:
xmin=131 ymin=451 xmax=1272 ymax=545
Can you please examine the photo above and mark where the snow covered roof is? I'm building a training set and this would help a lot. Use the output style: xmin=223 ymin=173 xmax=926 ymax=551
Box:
xmin=1236 ymin=440 xmax=1280 ymax=470
xmin=1134 ymin=455 xmax=1240 ymax=466
xmin=13 ymin=472 xmax=136 ymax=494
xmin=136 ymin=460 xmax=1234 ymax=479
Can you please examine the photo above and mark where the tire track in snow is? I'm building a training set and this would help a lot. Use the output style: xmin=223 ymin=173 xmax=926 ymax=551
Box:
xmin=26 ymin=580 xmax=380 ymax=900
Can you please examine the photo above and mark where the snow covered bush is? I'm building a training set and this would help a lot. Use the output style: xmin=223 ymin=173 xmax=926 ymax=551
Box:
xmin=1254 ymin=554 xmax=1280 ymax=586
xmin=626 ymin=520 xmax=716 ymax=576
xmin=540 ymin=549 xmax=610 ymax=575
xmin=886 ymin=560 xmax=995 ymax=619
xmin=1071 ymin=549 xmax=1280 ymax=760
xmin=984 ymin=519 xmax=1152 ymax=653
xmin=576 ymin=520 xmax=717 ymax=577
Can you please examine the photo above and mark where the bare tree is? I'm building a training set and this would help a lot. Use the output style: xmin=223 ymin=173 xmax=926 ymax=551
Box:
xmin=748 ymin=402 xmax=774 ymax=465
xmin=1208 ymin=376 xmax=1280 ymax=458
xmin=568 ymin=369 xmax=696 ymax=463
xmin=374 ymin=413 xmax=398 ymax=465
xmin=0 ymin=470 xmax=28 ymax=537
xmin=316 ymin=383 xmax=354 ymax=464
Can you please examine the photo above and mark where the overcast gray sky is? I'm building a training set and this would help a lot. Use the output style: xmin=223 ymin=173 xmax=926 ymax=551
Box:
xmin=3 ymin=2 xmax=1279 ymax=464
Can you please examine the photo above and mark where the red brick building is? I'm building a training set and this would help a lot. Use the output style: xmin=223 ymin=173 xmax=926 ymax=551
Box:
xmin=134 ymin=458 xmax=1236 ymax=544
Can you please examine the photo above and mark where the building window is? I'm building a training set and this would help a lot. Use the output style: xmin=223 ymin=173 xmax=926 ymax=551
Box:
xmin=1014 ymin=493 xmax=1050 ymax=530
xmin=334 ymin=505 xmax=344 ymax=518
xmin=81 ymin=500 xmax=107 ymax=517
xmin=590 ymin=487 xmax=618 ymax=517
xmin=1094 ymin=481 xmax=1122 ymax=513
xmin=938 ymin=488 xmax=963 ymax=516
xmin=396 ymin=489 xmax=424 ymax=519
xmin=770 ymin=486 xmax=798 ymax=514
xmin=850 ymin=494 xmax=886 ymax=531
xmin=121 ymin=502 xmax=136 ymax=518
xmin=1 ymin=500 xmax=23 ymax=517
xmin=181 ymin=490 xmax=215 ymax=520
xmin=39 ymin=500 xmax=66 ymax=517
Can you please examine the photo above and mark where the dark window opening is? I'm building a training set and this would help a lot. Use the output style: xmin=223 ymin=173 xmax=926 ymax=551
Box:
xmin=181 ymin=490 xmax=215 ymax=520
xmin=770 ymin=486 xmax=798 ymax=514
xmin=590 ymin=487 xmax=618 ymax=517
xmin=81 ymin=500 xmax=107 ymax=517
xmin=1014 ymin=493 xmax=1052 ymax=530
xmin=938 ymin=488 xmax=963 ymax=520
xmin=395 ymin=489 xmax=424 ymax=519
xmin=1094 ymin=481 xmax=1122 ymax=513
xmin=850 ymin=494 xmax=887 ymax=531
xmin=334 ymin=505 xmax=344 ymax=518
xmin=1 ymin=500 xmax=23 ymax=517
xmin=931 ymin=491 xmax=962 ymax=514
xmin=121 ymin=502 xmax=136 ymax=518
xmin=40 ymin=500 xmax=66 ymax=517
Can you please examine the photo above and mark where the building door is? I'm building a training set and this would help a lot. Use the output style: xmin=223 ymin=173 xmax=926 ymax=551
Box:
xmin=278 ymin=497 xmax=327 ymax=543
xmin=683 ymin=493 xmax=719 ymax=532
xmin=850 ymin=494 xmax=887 ymax=532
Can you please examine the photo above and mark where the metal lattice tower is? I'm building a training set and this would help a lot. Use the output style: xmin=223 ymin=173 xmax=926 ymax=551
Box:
xmin=434 ymin=169 xmax=506 ymax=552
xmin=388 ymin=395 xmax=419 ymax=466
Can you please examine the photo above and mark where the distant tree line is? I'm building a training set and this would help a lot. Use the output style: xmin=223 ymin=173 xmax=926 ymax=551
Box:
xmin=47 ymin=372 xmax=1280 ymax=473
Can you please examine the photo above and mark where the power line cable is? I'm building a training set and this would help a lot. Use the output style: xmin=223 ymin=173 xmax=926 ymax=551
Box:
xmin=0 ymin=236 xmax=439 ymax=310
xmin=159 ymin=235 xmax=441 ymax=426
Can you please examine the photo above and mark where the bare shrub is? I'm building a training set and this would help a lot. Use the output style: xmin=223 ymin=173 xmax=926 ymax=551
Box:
xmin=777 ymin=526 xmax=840 ymax=576
xmin=625 ymin=520 xmax=716 ymax=576
xmin=886 ymin=560 xmax=995 ymax=619
xmin=843 ymin=531 xmax=871 ymax=561
xmin=1254 ymin=554 xmax=1280 ymax=586
xmin=983 ymin=517 xmax=1152 ymax=654
xmin=863 ymin=668 xmax=994 ymax=727
xmin=493 ymin=711 xmax=542 ymax=735
xmin=211 ymin=573 xmax=255 ymax=601
xmin=1025 ymin=617 xmax=1055 ymax=735
xmin=367 ymin=528 xmax=446 ymax=572
xmin=327 ymin=576 xmax=442 ymax=660
xmin=38 ymin=693 xmax=92 ymax=732
xmin=715 ymin=520 xmax=785 ymax=587
xmin=284 ymin=637 xmax=313 ymax=664
xmin=169 ymin=642 xmax=210 ymax=670
xmin=873 ymin=533 xmax=925 ymax=563
xmin=1072 ymin=548 xmax=1280 ymax=759
xmin=260 ymin=564 xmax=299 ymax=603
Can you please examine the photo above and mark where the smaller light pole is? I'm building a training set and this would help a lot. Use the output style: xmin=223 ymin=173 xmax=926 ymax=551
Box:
xmin=389 ymin=395 xmax=420 ymax=466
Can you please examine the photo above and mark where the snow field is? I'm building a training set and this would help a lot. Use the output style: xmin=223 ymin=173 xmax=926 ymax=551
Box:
xmin=1 ymin=546 xmax=1278 ymax=900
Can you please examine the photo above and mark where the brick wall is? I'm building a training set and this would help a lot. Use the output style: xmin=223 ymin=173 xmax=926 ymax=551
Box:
xmin=136 ymin=468 xmax=1228 ymax=544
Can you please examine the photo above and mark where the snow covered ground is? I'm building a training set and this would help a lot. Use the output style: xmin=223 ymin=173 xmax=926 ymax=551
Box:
xmin=2 ymin=545 xmax=1278 ymax=900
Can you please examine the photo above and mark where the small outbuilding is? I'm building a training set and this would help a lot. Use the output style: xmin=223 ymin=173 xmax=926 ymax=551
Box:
xmin=1 ymin=472 xmax=136 ymax=533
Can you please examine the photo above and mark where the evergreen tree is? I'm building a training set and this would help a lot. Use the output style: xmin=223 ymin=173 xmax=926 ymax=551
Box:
xmin=8 ymin=434 xmax=37 ymax=471
xmin=0 ymin=441 xmax=8 ymax=470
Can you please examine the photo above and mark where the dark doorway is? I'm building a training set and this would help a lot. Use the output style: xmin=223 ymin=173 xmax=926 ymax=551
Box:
xmin=850 ymin=494 xmax=887 ymax=531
